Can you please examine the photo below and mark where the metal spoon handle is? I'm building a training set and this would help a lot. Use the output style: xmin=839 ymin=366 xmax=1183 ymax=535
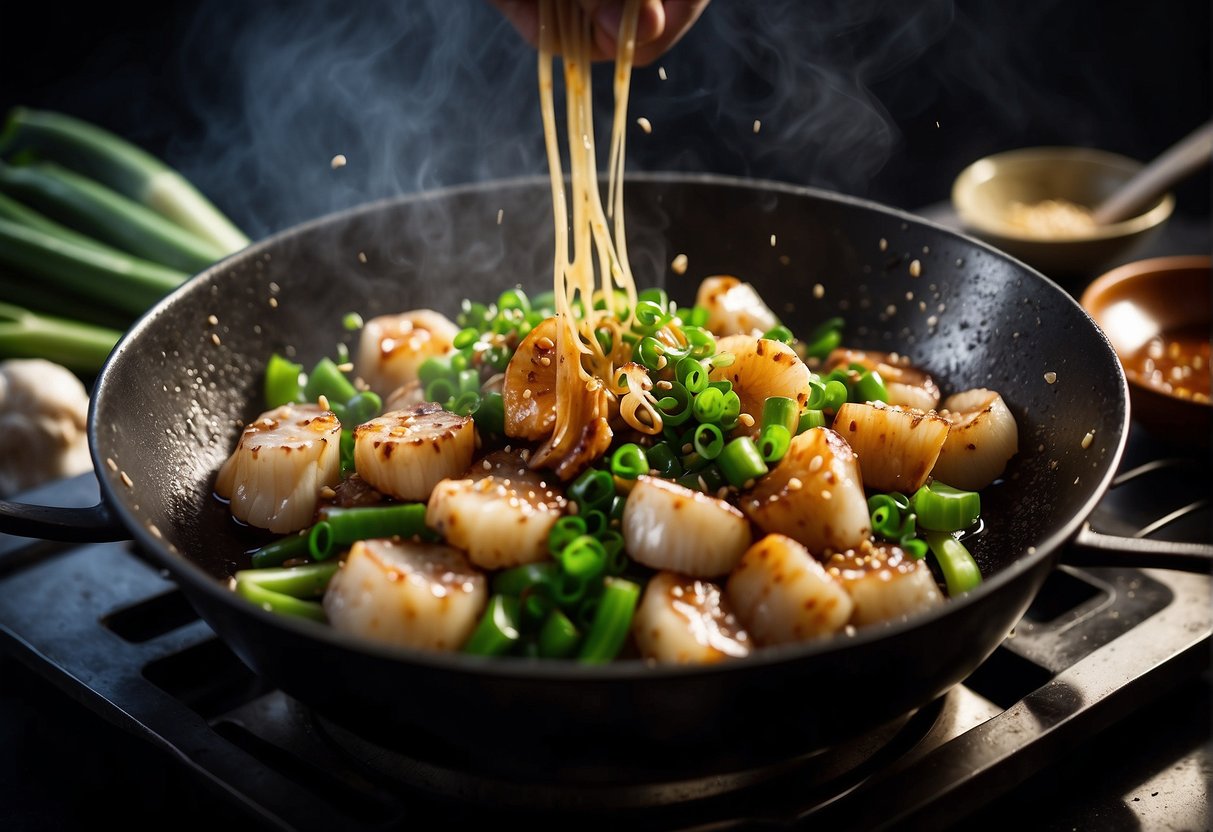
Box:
xmin=1092 ymin=121 xmax=1213 ymax=225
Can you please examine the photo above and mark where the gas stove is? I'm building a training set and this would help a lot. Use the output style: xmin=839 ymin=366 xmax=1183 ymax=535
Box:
xmin=0 ymin=421 xmax=1208 ymax=831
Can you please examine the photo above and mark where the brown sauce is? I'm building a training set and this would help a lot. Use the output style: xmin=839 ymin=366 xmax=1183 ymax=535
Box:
xmin=1124 ymin=325 xmax=1211 ymax=403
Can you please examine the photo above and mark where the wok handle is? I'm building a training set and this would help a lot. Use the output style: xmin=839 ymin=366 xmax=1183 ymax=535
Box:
xmin=0 ymin=499 xmax=129 ymax=542
xmin=1065 ymin=522 xmax=1213 ymax=573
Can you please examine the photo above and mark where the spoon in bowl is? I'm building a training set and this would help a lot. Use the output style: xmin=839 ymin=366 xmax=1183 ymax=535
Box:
xmin=1092 ymin=121 xmax=1213 ymax=225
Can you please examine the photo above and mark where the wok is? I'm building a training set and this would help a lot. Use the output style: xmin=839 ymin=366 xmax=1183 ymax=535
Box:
xmin=0 ymin=174 xmax=1161 ymax=781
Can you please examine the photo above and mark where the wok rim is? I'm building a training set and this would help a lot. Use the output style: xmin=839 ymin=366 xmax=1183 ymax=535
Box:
xmin=89 ymin=171 xmax=1131 ymax=682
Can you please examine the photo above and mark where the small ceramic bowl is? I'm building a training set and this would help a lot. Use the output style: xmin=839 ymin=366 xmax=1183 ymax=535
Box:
xmin=952 ymin=147 xmax=1174 ymax=286
xmin=1081 ymin=255 xmax=1211 ymax=444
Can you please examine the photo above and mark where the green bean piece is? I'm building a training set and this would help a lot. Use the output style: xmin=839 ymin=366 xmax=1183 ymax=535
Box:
xmin=761 ymin=396 xmax=800 ymax=435
xmin=611 ymin=443 xmax=649 ymax=480
xmin=236 ymin=579 xmax=327 ymax=622
xmin=249 ymin=531 xmax=311 ymax=569
xmin=568 ymin=468 xmax=615 ymax=513
xmin=308 ymin=503 xmax=429 ymax=560
xmin=912 ymin=481 xmax=981 ymax=532
xmin=924 ymin=531 xmax=982 ymax=595
xmin=463 ymin=595 xmax=522 ymax=656
xmin=303 ymin=357 xmax=357 ymax=405
xmin=758 ymin=424 xmax=792 ymax=463
xmin=853 ymin=369 xmax=889 ymax=404
xmin=234 ymin=562 xmax=339 ymax=598
xmin=577 ymin=577 xmax=641 ymax=664
xmin=718 ymin=436 xmax=769 ymax=488
xmin=263 ymin=353 xmax=304 ymax=408
xmin=538 ymin=609 xmax=582 ymax=658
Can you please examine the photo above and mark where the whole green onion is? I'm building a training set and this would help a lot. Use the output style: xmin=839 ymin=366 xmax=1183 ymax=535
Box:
xmin=762 ymin=396 xmax=800 ymax=435
xmin=235 ymin=579 xmax=326 ymax=622
xmin=308 ymin=503 xmax=429 ymax=560
xmin=718 ymin=436 xmax=768 ymax=488
xmin=463 ymin=595 xmax=522 ymax=656
xmin=912 ymin=481 xmax=981 ymax=532
xmin=569 ymin=468 xmax=615 ymax=513
xmin=611 ymin=443 xmax=649 ymax=479
xmin=578 ymin=577 xmax=641 ymax=664
xmin=758 ymin=424 xmax=792 ymax=463
xmin=925 ymin=531 xmax=982 ymax=595
xmin=263 ymin=354 xmax=304 ymax=408
xmin=538 ymin=609 xmax=581 ymax=658
xmin=234 ymin=562 xmax=339 ymax=598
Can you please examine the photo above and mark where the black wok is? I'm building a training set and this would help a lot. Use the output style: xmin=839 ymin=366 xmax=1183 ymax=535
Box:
xmin=0 ymin=174 xmax=1144 ymax=781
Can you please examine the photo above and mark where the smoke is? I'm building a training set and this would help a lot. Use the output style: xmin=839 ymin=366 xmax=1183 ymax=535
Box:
xmin=163 ymin=0 xmax=970 ymax=239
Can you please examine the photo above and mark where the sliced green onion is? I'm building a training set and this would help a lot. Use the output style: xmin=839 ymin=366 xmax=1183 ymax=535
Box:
xmin=644 ymin=442 xmax=682 ymax=479
xmin=492 ymin=562 xmax=562 ymax=598
xmin=235 ymin=579 xmax=326 ymax=621
xmin=717 ymin=436 xmax=769 ymax=488
xmin=472 ymin=392 xmax=505 ymax=434
xmin=758 ymin=424 xmax=792 ymax=463
xmin=692 ymin=386 xmax=726 ymax=424
xmin=675 ymin=356 xmax=709 ymax=393
xmin=581 ymin=509 xmax=608 ymax=538
xmin=463 ymin=595 xmax=522 ymax=655
xmin=720 ymin=390 xmax=742 ymax=430
xmin=761 ymin=396 xmax=800 ymax=435
xmin=450 ymin=390 xmax=481 ymax=416
xmin=425 ymin=377 xmax=457 ymax=404
xmin=925 ymin=531 xmax=982 ymax=595
xmin=569 ymin=468 xmax=616 ymax=513
xmin=498 ymin=287 xmax=530 ymax=312
xmin=637 ymin=287 xmax=668 ymax=308
xmin=341 ymin=312 xmax=364 ymax=331
xmin=632 ymin=300 xmax=672 ymax=334
xmin=453 ymin=326 xmax=479 ymax=349
xmin=912 ymin=481 xmax=982 ymax=532
xmin=655 ymin=382 xmax=693 ymax=426
xmin=682 ymin=325 xmax=715 ymax=359
xmin=248 ymin=531 xmax=311 ymax=569
xmin=692 ymin=422 xmax=725 ymax=460
xmin=308 ymin=503 xmax=429 ymax=560
xmin=634 ymin=336 xmax=667 ymax=371
xmin=685 ymin=306 xmax=710 ymax=328
xmin=303 ymin=357 xmax=357 ymax=404
xmin=853 ymin=369 xmax=889 ymax=404
xmin=801 ymin=317 xmax=844 ymax=360
xmin=559 ymin=535 xmax=608 ymax=579
xmin=538 ymin=609 xmax=581 ymax=658
xmin=762 ymin=324 xmax=795 ymax=344
xmin=600 ymin=530 xmax=628 ymax=574
xmin=344 ymin=390 xmax=382 ymax=424
xmin=418 ymin=356 xmax=453 ymax=387
xmin=578 ymin=577 xmax=641 ymax=664
xmin=234 ymin=562 xmax=339 ymax=598
xmin=611 ymin=443 xmax=649 ymax=480
xmin=797 ymin=408 xmax=827 ymax=433
xmin=264 ymin=353 xmax=304 ymax=407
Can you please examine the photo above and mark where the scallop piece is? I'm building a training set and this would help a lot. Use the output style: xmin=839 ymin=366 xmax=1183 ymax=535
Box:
xmin=623 ymin=475 xmax=752 ymax=576
xmin=633 ymin=571 xmax=751 ymax=664
xmin=824 ymin=541 xmax=944 ymax=627
xmin=356 ymin=310 xmax=459 ymax=397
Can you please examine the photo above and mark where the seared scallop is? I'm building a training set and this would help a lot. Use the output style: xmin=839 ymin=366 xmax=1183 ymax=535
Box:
xmin=633 ymin=571 xmax=751 ymax=664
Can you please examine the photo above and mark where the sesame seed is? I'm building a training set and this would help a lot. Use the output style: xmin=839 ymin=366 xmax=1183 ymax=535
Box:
xmin=537 ymin=336 xmax=555 ymax=350
xmin=357 ymin=251 xmax=368 ymax=263
xmin=658 ymin=66 xmax=667 ymax=80
xmin=637 ymin=117 xmax=652 ymax=134
xmin=211 ymin=333 xmax=221 ymax=346
xmin=879 ymin=238 xmax=888 ymax=252
xmin=809 ymin=455 xmax=824 ymax=472
xmin=752 ymin=119 xmax=761 ymax=133
xmin=787 ymin=477 xmax=803 ymax=491
xmin=738 ymin=413 xmax=755 ymax=427
xmin=523 ymin=388 xmax=532 ymax=399
xmin=120 ymin=471 xmax=133 ymax=488
xmin=770 ymin=234 xmax=777 ymax=247
xmin=821 ymin=489 xmax=832 ymax=500
xmin=813 ymin=283 xmax=825 ymax=299
xmin=539 ymin=356 xmax=551 ymax=367
xmin=336 ymin=362 xmax=354 ymax=373
xmin=909 ymin=259 xmax=922 ymax=278
xmin=207 ymin=314 xmax=218 ymax=325
xmin=682 ymin=443 xmax=693 ymax=454
xmin=106 ymin=457 xmax=118 ymax=472
xmin=671 ymin=253 xmax=688 ymax=275
xmin=1081 ymin=430 xmax=1095 ymax=449
xmin=330 ymin=154 xmax=347 ymax=169
xmin=497 ymin=208 xmax=504 ymax=225
xmin=1044 ymin=371 xmax=1058 ymax=384
xmin=268 ymin=297 xmax=278 ymax=308
xmin=318 ymin=394 xmax=330 ymax=410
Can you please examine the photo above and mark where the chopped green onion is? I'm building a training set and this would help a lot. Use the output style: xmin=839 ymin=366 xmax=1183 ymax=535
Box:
xmin=635 ymin=336 xmax=667 ymax=371
xmin=235 ymin=579 xmax=326 ymax=622
xmin=453 ymin=326 xmax=479 ymax=349
xmin=492 ymin=562 xmax=562 ymax=598
xmin=264 ymin=353 xmax=304 ymax=407
xmin=761 ymin=396 xmax=800 ymax=435
xmin=758 ymin=424 xmax=792 ymax=463
xmin=450 ymin=390 xmax=481 ymax=416
xmin=307 ymin=503 xmax=429 ymax=560
xmin=472 ymin=392 xmax=505 ymax=434
xmin=655 ymin=382 xmax=693 ymax=426
xmin=498 ymin=287 xmax=530 ymax=312
xmin=344 ymin=390 xmax=382 ymax=424
xmin=912 ymin=481 xmax=981 ymax=532
xmin=644 ymin=442 xmax=682 ymax=479
xmin=248 ymin=531 xmax=311 ymax=569
xmin=692 ymin=422 xmax=725 ymax=460
xmin=558 ymin=535 xmax=608 ymax=579
xmin=762 ymin=324 xmax=795 ymax=344
xmin=637 ymin=287 xmax=668 ymax=308
xmin=675 ymin=356 xmax=708 ymax=393
xmin=538 ymin=609 xmax=581 ymax=658
xmin=801 ymin=317 xmax=844 ymax=360
xmin=692 ymin=386 xmax=726 ymax=424
xmin=797 ymin=408 xmax=827 ymax=433
xmin=685 ymin=306 xmax=710 ymax=328
xmin=303 ymin=357 xmax=358 ymax=405
xmin=569 ymin=468 xmax=616 ymax=513
xmin=632 ymin=300 xmax=672 ymax=334
xmin=463 ymin=595 xmax=522 ymax=655
xmin=924 ymin=531 xmax=982 ymax=595
xmin=853 ymin=369 xmax=889 ymax=404
xmin=342 ymin=312 xmax=364 ymax=331
xmin=578 ymin=577 xmax=641 ymax=664
xmin=682 ymin=326 xmax=715 ymax=359
xmin=600 ymin=530 xmax=628 ymax=574
xmin=611 ymin=443 xmax=649 ymax=479
xmin=418 ymin=356 xmax=453 ymax=387
xmin=234 ymin=562 xmax=339 ymax=598
xmin=720 ymin=390 xmax=742 ymax=430
xmin=717 ymin=436 xmax=769 ymax=488
xmin=425 ymin=377 xmax=457 ymax=404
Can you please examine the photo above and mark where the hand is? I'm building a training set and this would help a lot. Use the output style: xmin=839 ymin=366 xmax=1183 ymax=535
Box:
xmin=489 ymin=1 xmax=710 ymax=66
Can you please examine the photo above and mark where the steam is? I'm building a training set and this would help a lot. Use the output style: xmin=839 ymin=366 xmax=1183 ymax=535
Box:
xmin=164 ymin=0 xmax=965 ymax=240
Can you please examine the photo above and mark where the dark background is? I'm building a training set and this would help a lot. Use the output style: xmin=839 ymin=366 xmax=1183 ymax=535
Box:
xmin=1 ymin=0 xmax=1208 ymax=241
